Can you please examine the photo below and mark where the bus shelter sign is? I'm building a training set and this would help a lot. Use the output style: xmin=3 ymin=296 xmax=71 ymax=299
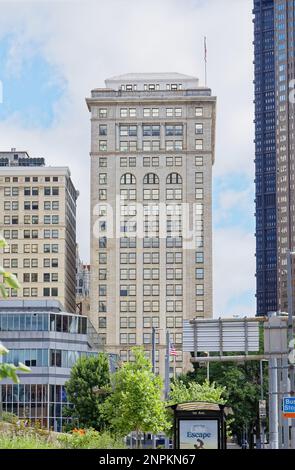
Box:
xmin=179 ymin=420 xmax=218 ymax=449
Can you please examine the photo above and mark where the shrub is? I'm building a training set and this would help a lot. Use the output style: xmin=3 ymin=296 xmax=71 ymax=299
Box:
xmin=57 ymin=428 xmax=125 ymax=449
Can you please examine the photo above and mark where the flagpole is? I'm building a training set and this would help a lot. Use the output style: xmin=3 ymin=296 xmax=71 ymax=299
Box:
xmin=204 ymin=36 xmax=207 ymax=87
xmin=173 ymin=355 xmax=176 ymax=380
xmin=165 ymin=330 xmax=170 ymax=400
xmin=164 ymin=330 xmax=170 ymax=449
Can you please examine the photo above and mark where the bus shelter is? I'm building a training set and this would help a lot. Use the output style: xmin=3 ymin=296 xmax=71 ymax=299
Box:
xmin=170 ymin=402 xmax=231 ymax=450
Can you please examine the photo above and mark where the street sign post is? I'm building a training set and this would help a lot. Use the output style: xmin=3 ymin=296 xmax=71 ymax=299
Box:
xmin=259 ymin=400 xmax=267 ymax=420
xmin=283 ymin=397 xmax=295 ymax=419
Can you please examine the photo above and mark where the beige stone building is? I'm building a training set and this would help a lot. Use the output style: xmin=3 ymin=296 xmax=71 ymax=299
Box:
xmin=86 ymin=73 xmax=216 ymax=375
xmin=0 ymin=150 xmax=78 ymax=313
xmin=76 ymin=244 xmax=91 ymax=316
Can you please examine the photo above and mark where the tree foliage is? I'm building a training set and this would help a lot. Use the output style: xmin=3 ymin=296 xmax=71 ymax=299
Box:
xmin=181 ymin=358 xmax=267 ymax=441
xmin=101 ymin=348 xmax=171 ymax=442
xmin=169 ymin=379 xmax=226 ymax=406
xmin=0 ymin=344 xmax=30 ymax=383
xmin=65 ymin=353 xmax=110 ymax=430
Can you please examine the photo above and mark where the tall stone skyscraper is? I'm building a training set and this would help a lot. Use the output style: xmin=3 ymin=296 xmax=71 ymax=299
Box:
xmin=87 ymin=73 xmax=216 ymax=375
xmin=254 ymin=0 xmax=295 ymax=315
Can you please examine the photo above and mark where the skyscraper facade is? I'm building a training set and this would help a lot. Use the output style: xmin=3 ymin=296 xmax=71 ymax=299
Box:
xmin=254 ymin=0 xmax=295 ymax=315
xmin=253 ymin=0 xmax=277 ymax=316
xmin=87 ymin=73 xmax=216 ymax=376
xmin=0 ymin=149 xmax=78 ymax=313
xmin=274 ymin=0 xmax=295 ymax=313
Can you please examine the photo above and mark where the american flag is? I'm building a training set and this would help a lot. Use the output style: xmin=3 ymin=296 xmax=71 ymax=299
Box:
xmin=169 ymin=341 xmax=177 ymax=357
xmin=204 ymin=36 xmax=207 ymax=63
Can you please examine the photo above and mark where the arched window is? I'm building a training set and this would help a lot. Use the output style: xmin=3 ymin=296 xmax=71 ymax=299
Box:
xmin=143 ymin=173 xmax=159 ymax=184
xmin=120 ymin=173 xmax=136 ymax=185
xmin=166 ymin=173 xmax=182 ymax=184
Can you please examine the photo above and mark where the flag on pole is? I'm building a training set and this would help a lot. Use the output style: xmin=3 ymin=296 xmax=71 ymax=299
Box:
xmin=169 ymin=340 xmax=177 ymax=357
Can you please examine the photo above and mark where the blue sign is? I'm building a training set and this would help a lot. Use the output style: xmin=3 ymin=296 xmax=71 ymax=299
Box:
xmin=283 ymin=397 xmax=295 ymax=414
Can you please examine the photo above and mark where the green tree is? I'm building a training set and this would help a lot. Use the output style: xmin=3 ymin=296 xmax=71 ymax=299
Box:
xmin=0 ymin=344 xmax=30 ymax=384
xmin=181 ymin=358 xmax=266 ymax=444
xmin=65 ymin=353 xmax=110 ymax=430
xmin=101 ymin=348 xmax=171 ymax=447
xmin=168 ymin=379 xmax=226 ymax=405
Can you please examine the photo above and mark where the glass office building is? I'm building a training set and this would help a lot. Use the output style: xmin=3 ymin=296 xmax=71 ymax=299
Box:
xmin=0 ymin=300 xmax=102 ymax=431
xmin=253 ymin=0 xmax=295 ymax=315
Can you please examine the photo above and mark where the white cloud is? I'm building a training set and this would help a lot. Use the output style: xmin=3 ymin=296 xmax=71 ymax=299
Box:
xmin=0 ymin=0 xmax=255 ymax=314
xmin=214 ymin=227 xmax=255 ymax=317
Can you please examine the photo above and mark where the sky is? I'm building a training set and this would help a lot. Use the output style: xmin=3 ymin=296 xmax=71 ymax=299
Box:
xmin=0 ymin=0 xmax=255 ymax=318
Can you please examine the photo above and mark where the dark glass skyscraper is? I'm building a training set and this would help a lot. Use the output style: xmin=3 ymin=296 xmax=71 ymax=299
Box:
xmin=254 ymin=0 xmax=295 ymax=316
xmin=253 ymin=0 xmax=277 ymax=316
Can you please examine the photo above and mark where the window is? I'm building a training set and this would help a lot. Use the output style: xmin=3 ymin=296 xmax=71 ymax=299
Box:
xmin=166 ymin=172 xmax=182 ymax=184
xmin=99 ymin=269 xmax=107 ymax=280
xmin=99 ymin=301 xmax=106 ymax=312
xmin=143 ymin=140 xmax=160 ymax=152
xmin=120 ymin=188 xmax=136 ymax=200
xmin=166 ymin=188 xmax=182 ymax=200
xmin=165 ymin=141 xmax=173 ymax=151
xmin=165 ymin=125 xmax=183 ymax=136
xmin=99 ymin=157 xmax=107 ymax=167
xmin=98 ymin=317 xmax=107 ymax=329
xmin=143 ymin=188 xmax=159 ymax=200
xmin=195 ymin=268 xmax=204 ymax=280
xmin=143 ymin=173 xmax=159 ymax=184
xmin=99 ymin=140 xmax=107 ymax=151
xmin=195 ymin=107 xmax=203 ymax=116
xmin=120 ymin=125 xmax=137 ymax=137
xmin=120 ymin=108 xmax=128 ymax=118
xmin=120 ymin=237 xmax=136 ymax=248
xmin=166 ymin=252 xmax=182 ymax=264
xmin=120 ymin=141 xmax=137 ymax=152
xmin=196 ymin=284 xmax=204 ymax=296
xmin=120 ymin=333 xmax=127 ymax=345
xmin=120 ymin=252 xmax=136 ymax=264
xmin=120 ymin=269 xmax=136 ymax=280
xmin=99 ymin=108 xmax=107 ymax=118
xmin=196 ymin=300 xmax=204 ymax=312
xmin=195 ymin=123 xmax=203 ymax=134
xmin=175 ymin=141 xmax=183 ymax=151
xmin=99 ymin=173 xmax=107 ymax=185
xmin=195 ymin=139 xmax=203 ymax=150
xmin=143 ymin=268 xmax=159 ymax=280
xmin=52 ymin=187 xmax=59 ymax=196
xmin=195 ymin=172 xmax=203 ymax=184
xmin=195 ymin=188 xmax=204 ymax=199
xmin=195 ymin=252 xmax=204 ymax=263
xmin=143 ymin=125 xmax=160 ymax=137
xmin=120 ymin=284 xmax=136 ymax=296
xmin=143 ymin=252 xmax=159 ymax=264
xmin=195 ymin=156 xmax=203 ymax=166
xmin=99 ymin=125 xmax=107 ymax=136
xmin=99 ymin=189 xmax=107 ymax=200
xmin=99 ymin=253 xmax=107 ymax=264
xmin=120 ymin=173 xmax=136 ymax=185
